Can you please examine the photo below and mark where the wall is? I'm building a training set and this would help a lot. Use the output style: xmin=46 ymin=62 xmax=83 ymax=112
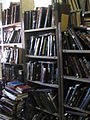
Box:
xmin=2 ymin=0 xmax=20 ymax=10
xmin=21 ymin=0 xmax=34 ymax=13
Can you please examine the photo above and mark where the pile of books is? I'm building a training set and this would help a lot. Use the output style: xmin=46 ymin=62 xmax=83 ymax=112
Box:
xmin=0 ymin=81 xmax=31 ymax=119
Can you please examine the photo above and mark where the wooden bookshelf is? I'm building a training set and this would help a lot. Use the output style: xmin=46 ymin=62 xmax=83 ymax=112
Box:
xmin=27 ymin=80 xmax=59 ymax=88
xmin=63 ymin=49 xmax=90 ymax=54
xmin=35 ymin=107 xmax=60 ymax=117
xmin=64 ymin=105 xmax=90 ymax=115
xmin=2 ymin=22 xmax=21 ymax=29
xmin=24 ymin=27 xmax=56 ymax=33
xmin=63 ymin=76 xmax=90 ymax=83
xmin=26 ymin=55 xmax=58 ymax=61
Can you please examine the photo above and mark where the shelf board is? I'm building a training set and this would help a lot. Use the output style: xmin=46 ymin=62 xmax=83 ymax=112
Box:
xmin=24 ymin=27 xmax=56 ymax=33
xmin=64 ymin=105 xmax=90 ymax=115
xmin=63 ymin=49 xmax=90 ymax=54
xmin=26 ymin=55 xmax=57 ymax=61
xmin=3 ymin=43 xmax=22 ymax=48
xmin=27 ymin=80 xmax=59 ymax=88
xmin=83 ymin=11 xmax=90 ymax=15
xmin=63 ymin=76 xmax=90 ymax=83
xmin=35 ymin=107 xmax=59 ymax=117
xmin=70 ymin=9 xmax=82 ymax=13
xmin=1 ymin=62 xmax=23 ymax=66
xmin=2 ymin=22 xmax=21 ymax=29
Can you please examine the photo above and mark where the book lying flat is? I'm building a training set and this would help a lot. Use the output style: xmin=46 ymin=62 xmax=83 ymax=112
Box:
xmin=7 ymin=81 xmax=24 ymax=88
xmin=16 ymin=84 xmax=31 ymax=93
xmin=3 ymin=89 xmax=28 ymax=101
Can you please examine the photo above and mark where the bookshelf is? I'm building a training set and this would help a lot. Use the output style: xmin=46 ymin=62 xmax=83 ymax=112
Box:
xmin=22 ymin=1 xmax=71 ymax=120
xmin=0 ymin=2 xmax=24 ymax=83
xmin=62 ymin=0 xmax=90 ymax=119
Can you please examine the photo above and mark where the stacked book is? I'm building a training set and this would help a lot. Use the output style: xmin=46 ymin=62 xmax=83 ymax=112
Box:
xmin=0 ymin=81 xmax=31 ymax=120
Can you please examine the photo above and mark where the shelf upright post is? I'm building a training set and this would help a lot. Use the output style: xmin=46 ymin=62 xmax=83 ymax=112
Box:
xmin=55 ymin=2 xmax=64 ymax=120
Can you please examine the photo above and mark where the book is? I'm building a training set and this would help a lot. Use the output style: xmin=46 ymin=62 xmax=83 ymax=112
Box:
xmin=68 ymin=27 xmax=83 ymax=50
xmin=24 ymin=11 xmax=29 ymax=30
xmin=7 ymin=81 xmax=24 ymax=88
xmin=37 ymin=7 xmax=47 ymax=28
xmin=68 ymin=84 xmax=80 ymax=106
xmin=3 ymin=89 xmax=28 ymax=101
xmin=44 ymin=5 xmax=52 ymax=27
xmin=79 ymin=88 xmax=90 ymax=108
xmin=16 ymin=84 xmax=31 ymax=93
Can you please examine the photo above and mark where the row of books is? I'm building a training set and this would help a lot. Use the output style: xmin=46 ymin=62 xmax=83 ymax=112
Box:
xmin=69 ymin=11 xmax=81 ymax=27
xmin=0 ymin=81 xmax=31 ymax=119
xmin=63 ymin=55 xmax=90 ymax=78
xmin=2 ymin=3 xmax=20 ymax=25
xmin=27 ymin=61 xmax=58 ymax=84
xmin=63 ymin=27 xmax=90 ymax=50
xmin=3 ymin=29 xmax=21 ymax=44
xmin=2 ymin=63 xmax=23 ymax=82
xmin=66 ymin=0 xmax=81 ymax=27
xmin=67 ymin=0 xmax=80 ymax=11
xmin=64 ymin=84 xmax=90 ymax=110
xmin=25 ymin=89 xmax=58 ymax=114
xmin=1 ymin=46 xmax=22 ymax=64
xmin=27 ymin=34 xmax=57 ymax=56
xmin=24 ymin=5 xmax=53 ymax=30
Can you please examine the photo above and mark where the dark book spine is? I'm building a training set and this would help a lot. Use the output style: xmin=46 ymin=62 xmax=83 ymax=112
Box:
xmin=68 ymin=27 xmax=83 ymax=50
xmin=79 ymin=88 xmax=90 ymax=108
xmin=38 ymin=36 xmax=44 ymax=56
xmin=79 ymin=58 xmax=90 ymax=78
xmin=68 ymin=84 xmax=80 ymax=106
xmin=38 ymin=7 xmax=47 ymax=28
xmin=44 ymin=5 xmax=52 ymax=27
xmin=64 ymin=87 xmax=74 ymax=105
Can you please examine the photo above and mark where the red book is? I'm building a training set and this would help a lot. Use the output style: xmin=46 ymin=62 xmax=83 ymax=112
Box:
xmin=16 ymin=84 xmax=31 ymax=93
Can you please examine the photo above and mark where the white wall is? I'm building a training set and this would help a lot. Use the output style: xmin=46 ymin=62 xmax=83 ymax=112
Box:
xmin=34 ymin=0 xmax=51 ymax=8
xmin=2 ymin=0 xmax=20 ymax=10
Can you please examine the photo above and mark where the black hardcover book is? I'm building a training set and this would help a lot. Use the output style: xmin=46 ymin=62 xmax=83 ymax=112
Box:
xmin=29 ymin=36 xmax=35 ymax=55
xmin=44 ymin=5 xmax=52 ymax=27
xmin=72 ymin=56 xmax=83 ymax=78
xmin=80 ymin=88 xmax=90 ymax=108
xmin=28 ymin=11 xmax=32 ymax=29
xmin=68 ymin=84 xmax=80 ymax=106
xmin=24 ymin=11 xmax=29 ymax=30
xmin=79 ymin=58 xmax=90 ymax=78
xmin=68 ymin=27 xmax=83 ymax=50
xmin=38 ymin=36 xmax=44 ymax=56
xmin=34 ymin=37 xmax=41 ymax=56
xmin=32 ymin=10 xmax=37 ymax=29
xmin=15 ymin=4 xmax=20 ymax=23
xmin=64 ymin=86 xmax=74 ymax=105
xmin=75 ymin=86 xmax=88 ymax=107
xmin=38 ymin=7 xmax=47 ymax=28
xmin=62 ymin=32 xmax=71 ymax=49
xmin=42 ymin=36 xmax=48 ymax=56
xmin=7 ymin=8 xmax=11 ymax=24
